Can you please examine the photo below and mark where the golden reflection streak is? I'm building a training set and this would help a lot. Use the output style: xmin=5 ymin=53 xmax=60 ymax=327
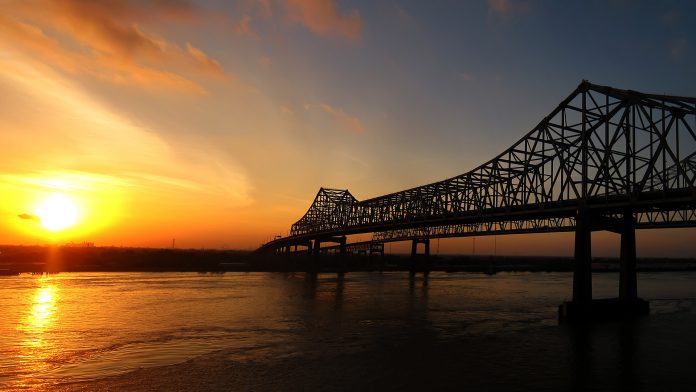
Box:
xmin=28 ymin=285 xmax=56 ymax=332
xmin=14 ymin=278 xmax=60 ymax=388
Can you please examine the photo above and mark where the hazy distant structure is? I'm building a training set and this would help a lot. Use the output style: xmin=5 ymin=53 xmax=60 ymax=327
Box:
xmin=260 ymin=81 xmax=696 ymax=319
xmin=64 ymin=241 xmax=94 ymax=247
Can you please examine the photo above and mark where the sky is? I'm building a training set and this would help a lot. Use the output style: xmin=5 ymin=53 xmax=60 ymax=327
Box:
xmin=0 ymin=0 xmax=694 ymax=256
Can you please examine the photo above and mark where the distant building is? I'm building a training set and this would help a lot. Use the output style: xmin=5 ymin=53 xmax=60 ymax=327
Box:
xmin=64 ymin=241 xmax=95 ymax=248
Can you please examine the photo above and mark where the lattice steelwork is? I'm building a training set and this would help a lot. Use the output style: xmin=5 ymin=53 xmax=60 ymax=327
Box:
xmin=290 ymin=188 xmax=357 ymax=235
xmin=261 ymin=81 xmax=696 ymax=252
xmin=371 ymin=209 xmax=696 ymax=243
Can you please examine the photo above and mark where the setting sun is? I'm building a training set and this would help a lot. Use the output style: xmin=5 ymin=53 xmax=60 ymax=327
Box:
xmin=35 ymin=194 xmax=80 ymax=231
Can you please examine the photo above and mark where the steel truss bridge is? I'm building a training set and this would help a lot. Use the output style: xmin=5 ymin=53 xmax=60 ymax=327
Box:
xmin=259 ymin=81 xmax=696 ymax=315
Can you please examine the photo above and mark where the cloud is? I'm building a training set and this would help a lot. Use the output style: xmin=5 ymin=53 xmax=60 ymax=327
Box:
xmin=669 ymin=37 xmax=689 ymax=62
xmin=18 ymin=213 xmax=40 ymax=221
xmin=488 ymin=0 xmax=512 ymax=14
xmin=233 ymin=14 xmax=258 ymax=37
xmin=0 ymin=55 xmax=252 ymax=206
xmin=659 ymin=10 xmax=680 ymax=28
xmin=0 ymin=0 xmax=229 ymax=94
xmin=282 ymin=0 xmax=363 ymax=41
xmin=252 ymin=0 xmax=274 ymax=19
xmin=259 ymin=55 xmax=272 ymax=68
xmin=315 ymin=103 xmax=365 ymax=133
xmin=185 ymin=42 xmax=226 ymax=76
xmin=458 ymin=72 xmax=475 ymax=82
xmin=487 ymin=0 xmax=533 ymax=17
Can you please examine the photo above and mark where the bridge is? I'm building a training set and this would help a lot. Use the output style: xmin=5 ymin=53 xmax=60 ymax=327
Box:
xmin=259 ymin=81 xmax=696 ymax=319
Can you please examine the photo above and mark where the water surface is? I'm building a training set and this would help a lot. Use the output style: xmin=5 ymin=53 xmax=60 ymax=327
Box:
xmin=1 ymin=271 xmax=696 ymax=391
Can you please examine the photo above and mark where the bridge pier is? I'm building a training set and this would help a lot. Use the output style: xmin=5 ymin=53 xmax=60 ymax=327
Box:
xmin=411 ymin=238 xmax=430 ymax=257
xmin=313 ymin=239 xmax=321 ymax=256
xmin=619 ymin=211 xmax=637 ymax=300
xmin=573 ymin=206 xmax=592 ymax=303
xmin=410 ymin=238 xmax=431 ymax=275
xmin=336 ymin=236 xmax=347 ymax=256
xmin=560 ymin=209 xmax=649 ymax=322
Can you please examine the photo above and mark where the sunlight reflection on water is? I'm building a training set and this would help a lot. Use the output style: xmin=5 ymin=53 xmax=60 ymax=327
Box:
xmin=1 ymin=271 xmax=696 ymax=390
xmin=12 ymin=279 xmax=59 ymax=390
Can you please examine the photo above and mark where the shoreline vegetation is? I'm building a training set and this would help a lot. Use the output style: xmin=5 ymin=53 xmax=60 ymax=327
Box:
xmin=1 ymin=245 xmax=695 ymax=275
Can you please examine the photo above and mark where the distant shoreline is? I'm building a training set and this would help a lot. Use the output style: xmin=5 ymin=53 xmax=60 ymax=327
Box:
xmin=1 ymin=245 xmax=695 ymax=274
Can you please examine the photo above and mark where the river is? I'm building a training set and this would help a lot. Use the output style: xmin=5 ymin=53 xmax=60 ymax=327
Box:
xmin=1 ymin=271 xmax=696 ymax=391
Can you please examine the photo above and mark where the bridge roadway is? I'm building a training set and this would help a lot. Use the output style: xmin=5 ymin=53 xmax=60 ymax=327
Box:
xmin=258 ymin=81 xmax=696 ymax=320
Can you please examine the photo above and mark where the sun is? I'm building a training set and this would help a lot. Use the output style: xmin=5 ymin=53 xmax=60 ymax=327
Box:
xmin=35 ymin=194 xmax=80 ymax=231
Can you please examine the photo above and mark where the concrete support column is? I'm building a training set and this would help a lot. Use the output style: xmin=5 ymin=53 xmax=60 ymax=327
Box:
xmin=313 ymin=239 xmax=321 ymax=256
xmin=339 ymin=236 xmax=347 ymax=255
xmin=620 ymin=211 xmax=637 ymax=300
xmin=573 ymin=207 xmax=592 ymax=303
xmin=410 ymin=239 xmax=430 ymax=257
xmin=410 ymin=239 xmax=431 ymax=274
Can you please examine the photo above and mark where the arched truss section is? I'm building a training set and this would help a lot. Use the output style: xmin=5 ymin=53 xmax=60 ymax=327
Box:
xmin=262 ymin=81 xmax=696 ymax=251
xmin=290 ymin=188 xmax=357 ymax=236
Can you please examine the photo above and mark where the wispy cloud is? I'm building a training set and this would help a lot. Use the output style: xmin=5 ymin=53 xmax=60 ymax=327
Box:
xmin=282 ymin=0 xmax=363 ymax=41
xmin=259 ymin=55 xmax=272 ymax=68
xmin=487 ymin=0 xmax=533 ymax=18
xmin=309 ymin=103 xmax=365 ymax=133
xmin=659 ymin=9 xmax=680 ymax=28
xmin=233 ymin=14 xmax=258 ymax=37
xmin=280 ymin=105 xmax=295 ymax=115
xmin=18 ymin=213 xmax=40 ymax=221
xmin=458 ymin=72 xmax=475 ymax=82
xmin=0 ymin=0 xmax=229 ymax=94
xmin=669 ymin=37 xmax=689 ymax=62
xmin=0 ymin=55 xmax=252 ymax=205
xmin=488 ymin=0 xmax=512 ymax=14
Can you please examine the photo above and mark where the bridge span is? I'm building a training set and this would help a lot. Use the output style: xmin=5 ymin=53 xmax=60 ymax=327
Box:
xmin=259 ymin=81 xmax=696 ymax=319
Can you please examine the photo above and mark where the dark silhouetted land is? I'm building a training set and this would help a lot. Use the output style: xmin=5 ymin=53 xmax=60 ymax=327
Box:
xmin=1 ymin=245 xmax=695 ymax=274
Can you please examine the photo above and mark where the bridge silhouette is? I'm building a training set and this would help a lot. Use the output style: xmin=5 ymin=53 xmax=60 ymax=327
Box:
xmin=259 ymin=81 xmax=696 ymax=319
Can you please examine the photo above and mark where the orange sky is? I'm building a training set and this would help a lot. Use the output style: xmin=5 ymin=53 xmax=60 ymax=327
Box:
xmin=0 ymin=1 xmax=694 ymax=256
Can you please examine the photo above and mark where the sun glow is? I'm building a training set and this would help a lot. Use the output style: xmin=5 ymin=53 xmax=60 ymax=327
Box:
xmin=35 ymin=194 xmax=80 ymax=231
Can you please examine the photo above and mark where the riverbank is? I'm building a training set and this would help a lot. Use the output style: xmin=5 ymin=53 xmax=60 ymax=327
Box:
xmin=1 ymin=245 xmax=695 ymax=273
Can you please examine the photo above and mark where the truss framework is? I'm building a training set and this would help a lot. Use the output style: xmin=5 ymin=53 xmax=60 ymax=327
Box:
xmin=261 ymin=81 xmax=696 ymax=251
xmin=371 ymin=209 xmax=696 ymax=243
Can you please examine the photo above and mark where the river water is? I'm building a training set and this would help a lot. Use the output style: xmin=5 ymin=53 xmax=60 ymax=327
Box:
xmin=1 ymin=271 xmax=696 ymax=391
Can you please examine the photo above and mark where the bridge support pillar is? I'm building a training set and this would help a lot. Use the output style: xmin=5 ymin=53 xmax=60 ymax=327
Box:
xmin=619 ymin=211 xmax=637 ymax=300
xmin=322 ymin=236 xmax=348 ymax=257
xmin=573 ymin=206 xmax=592 ymax=304
xmin=560 ymin=208 xmax=649 ymax=322
xmin=410 ymin=239 xmax=431 ymax=274
xmin=313 ymin=239 xmax=321 ymax=256
xmin=411 ymin=238 xmax=430 ymax=257
xmin=340 ymin=240 xmax=347 ymax=256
